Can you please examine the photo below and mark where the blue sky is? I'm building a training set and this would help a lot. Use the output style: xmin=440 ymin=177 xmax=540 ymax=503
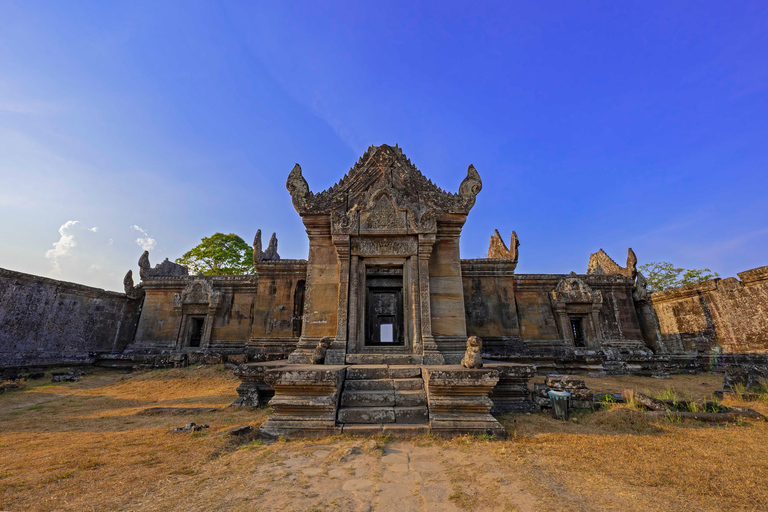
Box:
xmin=1 ymin=1 xmax=766 ymax=291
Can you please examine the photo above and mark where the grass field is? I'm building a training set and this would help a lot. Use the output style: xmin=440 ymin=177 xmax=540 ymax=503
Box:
xmin=1 ymin=366 xmax=767 ymax=511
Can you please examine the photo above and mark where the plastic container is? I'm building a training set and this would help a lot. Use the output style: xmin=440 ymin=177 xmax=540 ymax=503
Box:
xmin=548 ymin=390 xmax=570 ymax=420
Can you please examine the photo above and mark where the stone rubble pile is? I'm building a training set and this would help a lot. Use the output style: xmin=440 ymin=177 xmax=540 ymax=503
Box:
xmin=532 ymin=374 xmax=592 ymax=409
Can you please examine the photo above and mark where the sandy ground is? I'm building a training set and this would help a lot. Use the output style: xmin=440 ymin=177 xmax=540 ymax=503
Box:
xmin=1 ymin=366 xmax=767 ymax=511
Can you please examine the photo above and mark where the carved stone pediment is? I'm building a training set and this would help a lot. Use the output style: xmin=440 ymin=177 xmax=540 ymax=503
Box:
xmin=552 ymin=272 xmax=603 ymax=304
xmin=286 ymin=144 xmax=482 ymax=217
xmin=359 ymin=192 xmax=408 ymax=234
xmin=173 ymin=279 xmax=223 ymax=312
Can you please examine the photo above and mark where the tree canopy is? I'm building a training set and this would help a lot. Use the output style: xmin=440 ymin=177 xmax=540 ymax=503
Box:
xmin=638 ymin=261 xmax=719 ymax=293
xmin=175 ymin=233 xmax=255 ymax=275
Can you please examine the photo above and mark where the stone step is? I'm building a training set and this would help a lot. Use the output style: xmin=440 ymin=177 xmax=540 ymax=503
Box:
xmin=342 ymin=424 xmax=430 ymax=436
xmin=394 ymin=406 xmax=429 ymax=424
xmin=394 ymin=390 xmax=427 ymax=407
xmin=389 ymin=365 xmax=422 ymax=379
xmin=393 ymin=378 xmax=423 ymax=391
xmin=344 ymin=379 xmax=394 ymax=391
xmin=338 ymin=407 xmax=396 ymax=424
xmin=341 ymin=390 xmax=395 ymax=407
xmin=346 ymin=365 xmax=389 ymax=380
xmin=345 ymin=354 xmax=424 ymax=365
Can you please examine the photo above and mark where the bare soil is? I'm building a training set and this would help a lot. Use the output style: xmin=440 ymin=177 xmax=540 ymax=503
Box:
xmin=1 ymin=367 xmax=767 ymax=511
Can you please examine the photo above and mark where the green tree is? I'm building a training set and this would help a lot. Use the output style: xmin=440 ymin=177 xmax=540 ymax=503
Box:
xmin=175 ymin=233 xmax=255 ymax=275
xmin=638 ymin=261 xmax=719 ymax=293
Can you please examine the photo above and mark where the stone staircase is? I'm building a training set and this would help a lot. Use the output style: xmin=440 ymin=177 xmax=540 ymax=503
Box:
xmin=337 ymin=365 xmax=430 ymax=435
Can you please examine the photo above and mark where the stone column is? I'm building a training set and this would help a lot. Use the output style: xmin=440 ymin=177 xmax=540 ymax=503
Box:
xmin=409 ymin=255 xmax=422 ymax=355
xmin=326 ymin=235 xmax=350 ymax=365
xmin=347 ymin=255 xmax=360 ymax=353
xmin=419 ymin=234 xmax=443 ymax=364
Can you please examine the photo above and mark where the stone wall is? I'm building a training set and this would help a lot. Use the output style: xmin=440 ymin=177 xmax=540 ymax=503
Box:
xmin=129 ymin=261 xmax=307 ymax=358
xmin=650 ymin=266 xmax=768 ymax=354
xmin=0 ymin=268 xmax=142 ymax=368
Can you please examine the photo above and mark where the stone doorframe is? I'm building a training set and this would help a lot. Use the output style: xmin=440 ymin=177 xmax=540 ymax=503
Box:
xmin=172 ymin=279 xmax=223 ymax=350
xmin=550 ymin=273 xmax=603 ymax=349
xmin=328 ymin=233 xmax=436 ymax=360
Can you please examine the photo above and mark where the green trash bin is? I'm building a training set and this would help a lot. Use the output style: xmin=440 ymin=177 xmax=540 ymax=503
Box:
xmin=548 ymin=390 xmax=570 ymax=420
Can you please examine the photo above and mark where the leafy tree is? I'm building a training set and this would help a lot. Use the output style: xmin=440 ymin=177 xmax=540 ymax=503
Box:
xmin=638 ymin=261 xmax=719 ymax=293
xmin=175 ymin=233 xmax=255 ymax=275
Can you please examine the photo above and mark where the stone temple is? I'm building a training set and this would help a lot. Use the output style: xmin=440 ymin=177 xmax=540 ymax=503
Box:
xmin=2 ymin=144 xmax=768 ymax=436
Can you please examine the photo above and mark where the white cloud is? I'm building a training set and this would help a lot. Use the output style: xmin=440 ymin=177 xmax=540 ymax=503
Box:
xmin=131 ymin=225 xmax=157 ymax=251
xmin=44 ymin=220 xmax=119 ymax=289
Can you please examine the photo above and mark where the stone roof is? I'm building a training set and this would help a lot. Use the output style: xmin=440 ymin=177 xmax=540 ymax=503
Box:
xmin=286 ymin=144 xmax=482 ymax=216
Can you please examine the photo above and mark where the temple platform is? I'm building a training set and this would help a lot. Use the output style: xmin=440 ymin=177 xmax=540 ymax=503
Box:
xmin=233 ymin=360 xmax=537 ymax=438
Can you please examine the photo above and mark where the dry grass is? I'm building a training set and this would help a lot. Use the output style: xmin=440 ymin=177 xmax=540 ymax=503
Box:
xmin=1 ymin=369 xmax=767 ymax=511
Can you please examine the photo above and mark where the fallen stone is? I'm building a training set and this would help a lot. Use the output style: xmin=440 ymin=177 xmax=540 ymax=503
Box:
xmin=168 ymin=422 xmax=210 ymax=434
xmin=545 ymin=374 xmax=587 ymax=390
xmin=0 ymin=381 xmax=21 ymax=393
xmin=622 ymin=389 xmax=670 ymax=412
xmin=52 ymin=373 xmax=80 ymax=383
xmin=220 ymin=425 xmax=253 ymax=437
xmin=723 ymin=365 xmax=768 ymax=392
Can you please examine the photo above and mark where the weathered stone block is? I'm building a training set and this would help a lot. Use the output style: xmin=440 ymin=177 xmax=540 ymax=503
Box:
xmin=338 ymin=407 xmax=396 ymax=424
xmin=394 ymin=390 xmax=427 ymax=407
xmin=345 ymin=379 xmax=394 ymax=391
xmin=347 ymin=365 xmax=389 ymax=380
xmin=393 ymin=378 xmax=423 ymax=391
xmin=341 ymin=390 xmax=396 ymax=408
xmin=394 ymin=406 xmax=429 ymax=424
xmin=389 ymin=366 xmax=422 ymax=379
xmin=545 ymin=374 xmax=586 ymax=390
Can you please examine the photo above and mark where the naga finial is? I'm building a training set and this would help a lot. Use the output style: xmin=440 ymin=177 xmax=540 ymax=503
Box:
xmin=286 ymin=163 xmax=312 ymax=213
xmin=458 ymin=164 xmax=482 ymax=211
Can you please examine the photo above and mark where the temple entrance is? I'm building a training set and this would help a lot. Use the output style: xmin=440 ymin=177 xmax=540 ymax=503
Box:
xmin=365 ymin=268 xmax=404 ymax=346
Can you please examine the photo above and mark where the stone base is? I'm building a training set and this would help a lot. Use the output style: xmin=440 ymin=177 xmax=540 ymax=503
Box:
xmin=486 ymin=362 xmax=538 ymax=413
xmin=423 ymin=366 xmax=506 ymax=438
xmin=230 ymin=360 xmax=288 ymax=407
xmin=259 ymin=365 xmax=347 ymax=438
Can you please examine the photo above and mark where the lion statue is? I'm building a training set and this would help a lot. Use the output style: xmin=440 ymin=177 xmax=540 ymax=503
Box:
xmin=312 ymin=337 xmax=332 ymax=364
xmin=461 ymin=336 xmax=483 ymax=369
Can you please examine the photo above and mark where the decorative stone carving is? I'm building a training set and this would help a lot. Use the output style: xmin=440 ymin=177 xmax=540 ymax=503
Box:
xmin=331 ymin=210 xmax=358 ymax=235
xmin=587 ymin=248 xmax=637 ymax=280
xmin=138 ymin=251 xmax=188 ymax=280
xmin=633 ymin=272 xmax=649 ymax=302
xmin=359 ymin=193 xmax=407 ymax=233
xmin=487 ymin=229 xmax=519 ymax=264
xmin=457 ymin=164 xmax=483 ymax=211
xmin=284 ymin=144 xmax=482 ymax=216
xmin=552 ymin=272 xmax=603 ymax=304
xmin=253 ymin=230 xmax=280 ymax=263
xmin=350 ymin=236 xmax=418 ymax=257
xmin=461 ymin=336 xmax=483 ymax=369
xmin=286 ymin=163 xmax=312 ymax=213
xmin=123 ymin=270 xmax=145 ymax=300
xmin=312 ymin=337 xmax=332 ymax=364
xmin=173 ymin=279 xmax=223 ymax=312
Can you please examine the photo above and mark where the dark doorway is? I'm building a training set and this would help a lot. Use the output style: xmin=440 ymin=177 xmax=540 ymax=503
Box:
xmin=570 ymin=317 xmax=585 ymax=347
xmin=365 ymin=268 xmax=404 ymax=346
xmin=292 ymin=280 xmax=306 ymax=337
xmin=188 ymin=317 xmax=205 ymax=348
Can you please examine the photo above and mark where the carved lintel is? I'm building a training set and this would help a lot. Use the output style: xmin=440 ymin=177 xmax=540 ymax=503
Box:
xmin=552 ymin=272 xmax=603 ymax=304
xmin=351 ymin=236 xmax=418 ymax=257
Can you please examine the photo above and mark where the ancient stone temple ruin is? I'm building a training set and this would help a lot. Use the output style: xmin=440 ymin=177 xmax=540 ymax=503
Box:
xmin=2 ymin=144 xmax=768 ymax=436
